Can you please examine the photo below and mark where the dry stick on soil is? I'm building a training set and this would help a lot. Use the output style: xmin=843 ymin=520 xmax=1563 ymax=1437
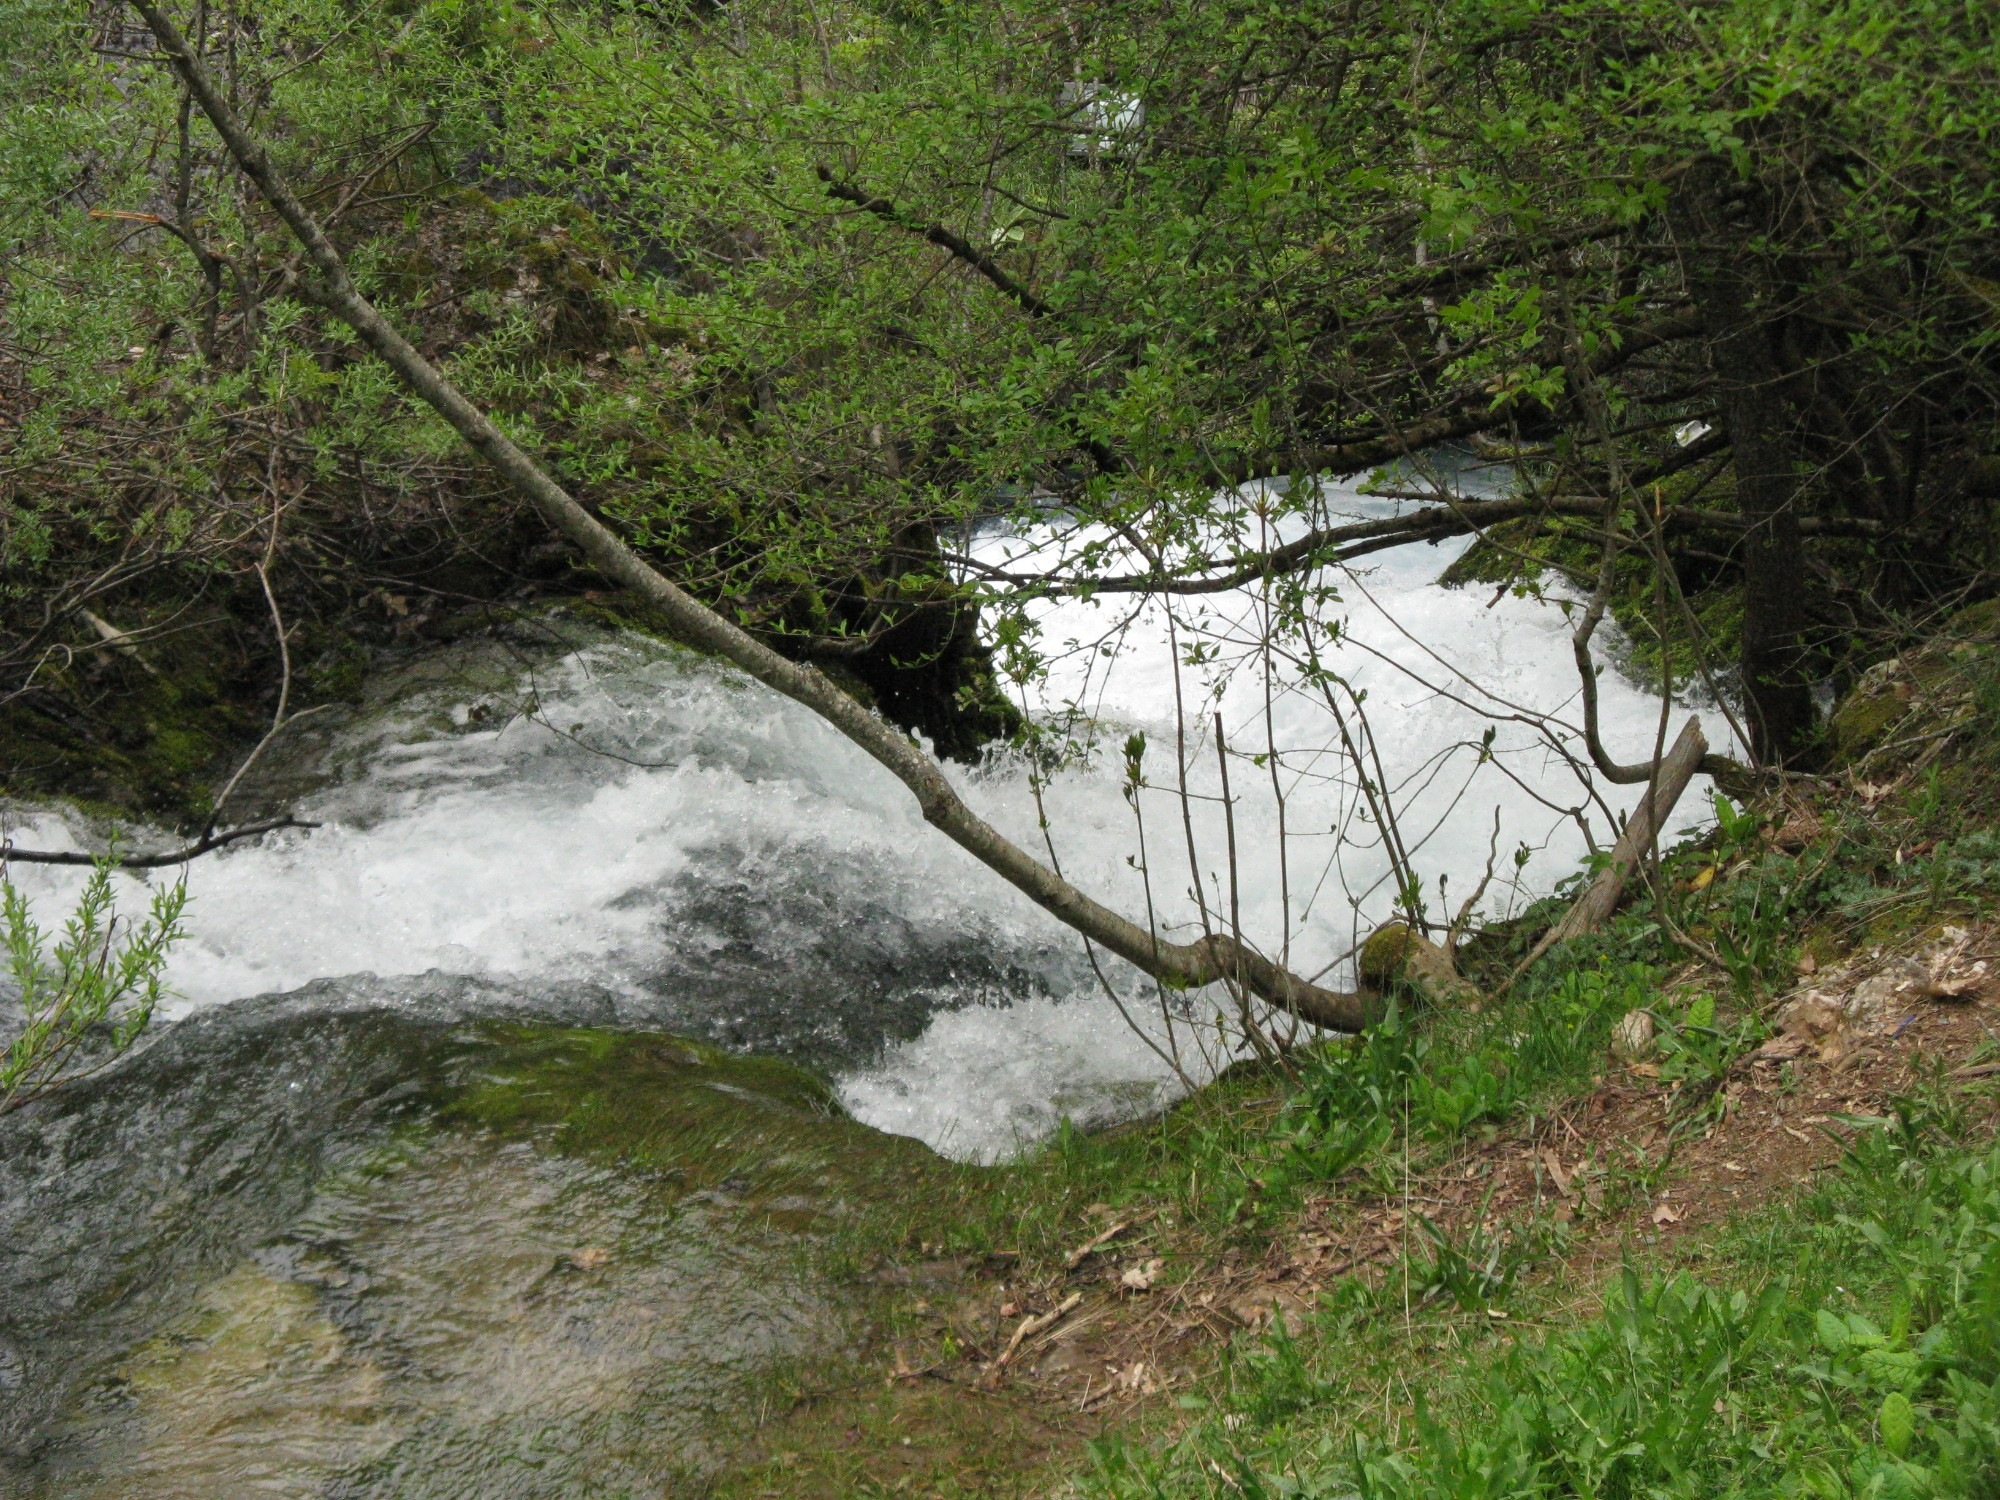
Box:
xmin=130 ymin=0 xmax=1384 ymax=1032
xmin=1063 ymin=1219 xmax=1135 ymax=1269
xmin=992 ymin=1292 xmax=1085 ymax=1370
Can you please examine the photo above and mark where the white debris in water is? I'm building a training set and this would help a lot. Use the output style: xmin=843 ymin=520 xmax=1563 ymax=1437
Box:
xmin=0 ymin=480 xmax=1734 ymax=1163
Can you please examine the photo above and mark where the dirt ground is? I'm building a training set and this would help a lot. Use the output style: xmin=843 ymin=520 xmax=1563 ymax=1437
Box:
xmin=720 ymin=921 xmax=2000 ymax=1496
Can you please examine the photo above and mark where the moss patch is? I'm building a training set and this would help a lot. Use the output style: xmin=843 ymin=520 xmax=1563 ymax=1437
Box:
xmin=0 ymin=631 xmax=262 ymax=824
xmin=441 ymin=1022 xmax=944 ymax=1211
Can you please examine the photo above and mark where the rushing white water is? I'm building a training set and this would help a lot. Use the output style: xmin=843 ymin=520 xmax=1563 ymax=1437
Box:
xmin=2 ymin=483 xmax=1731 ymax=1162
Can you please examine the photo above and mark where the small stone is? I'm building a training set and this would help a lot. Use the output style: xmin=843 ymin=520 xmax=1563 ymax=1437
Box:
xmin=1776 ymin=992 xmax=1845 ymax=1038
xmin=1846 ymin=959 xmax=1931 ymax=1027
xmin=1610 ymin=1009 xmax=1656 ymax=1061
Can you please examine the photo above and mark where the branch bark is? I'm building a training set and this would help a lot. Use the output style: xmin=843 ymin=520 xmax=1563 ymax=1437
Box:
xmin=816 ymin=169 xmax=1053 ymax=319
xmin=1216 ymin=314 xmax=1705 ymax=486
xmin=3 ymin=816 xmax=320 ymax=869
xmin=960 ymin=490 xmax=1872 ymax=602
xmin=1515 ymin=715 xmax=1707 ymax=973
xmin=134 ymin=0 xmax=1380 ymax=1033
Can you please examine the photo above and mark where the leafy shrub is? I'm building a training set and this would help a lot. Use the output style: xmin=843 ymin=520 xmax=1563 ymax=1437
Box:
xmin=0 ymin=858 xmax=185 ymax=1113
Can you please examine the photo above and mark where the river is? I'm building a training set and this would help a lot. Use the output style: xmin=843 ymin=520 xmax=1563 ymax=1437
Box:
xmin=0 ymin=479 xmax=1728 ymax=1493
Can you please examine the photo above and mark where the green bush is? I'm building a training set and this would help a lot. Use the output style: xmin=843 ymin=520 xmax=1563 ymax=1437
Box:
xmin=0 ymin=858 xmax=186 ymax=1114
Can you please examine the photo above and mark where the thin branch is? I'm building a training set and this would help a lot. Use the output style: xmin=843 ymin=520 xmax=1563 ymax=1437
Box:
xmin=816 ymin=168 xmax=1053 ymax=318
xmin=1509 ymin=717 xmax=1709 ymax=979
xmin=1214 ymin=313 xmax=1706 ymax=485
xmin=3 ymin=816 xmax=319 ymax=869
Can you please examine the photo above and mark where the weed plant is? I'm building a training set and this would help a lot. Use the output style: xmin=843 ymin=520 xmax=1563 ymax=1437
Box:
xmin=1086 ymin=1100 xmax=2000 ymax=1498
xmin=0 ymin=857 xmax=186 ymax=1114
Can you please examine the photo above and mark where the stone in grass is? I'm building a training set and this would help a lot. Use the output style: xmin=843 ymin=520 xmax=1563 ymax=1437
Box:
xmin=1610 ymin=1008 xmax=1656 ymax=1062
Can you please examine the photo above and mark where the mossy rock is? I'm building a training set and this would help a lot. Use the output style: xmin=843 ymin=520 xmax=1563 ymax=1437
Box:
xmin=1827 ymin=599 xmax=2000 ymax=770
xmin=1358 ymin=922 xmax=1416 ymax=990
xmin=441 ymin=1023 xmax=942 ymax=1199
xmin=1436 ymin=506 xmax=1744 ymax=699
xmin=1946 ymin=597 xmax=2000 ymax=641
xmin=0 ymin=639 xmax=261 ymax=824
xmin=1828 ymin=671 xmax=1913 ymax=766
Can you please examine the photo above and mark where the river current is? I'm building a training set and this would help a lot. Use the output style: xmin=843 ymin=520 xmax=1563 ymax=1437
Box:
xmin=0 ymin=482 xmax=1731 ymax=1493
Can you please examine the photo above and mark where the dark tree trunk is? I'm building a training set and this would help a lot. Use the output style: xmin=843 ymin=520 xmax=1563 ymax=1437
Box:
xmin=1674 ymin=168 xmax=1820 ymax=766
xmin=1715 ymin=326 xmax=1817 ymax=763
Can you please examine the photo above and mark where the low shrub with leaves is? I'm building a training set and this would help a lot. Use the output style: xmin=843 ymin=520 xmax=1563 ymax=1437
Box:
xmin=0 ymin=859 xmax=186 ymax=1114
xmin=1260 ymin=961 xmax=1658 ymax=1207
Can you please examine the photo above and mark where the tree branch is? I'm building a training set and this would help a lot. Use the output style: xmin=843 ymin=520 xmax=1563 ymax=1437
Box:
xmin=3 ymin=816 xmax=320 ymax=869
xmin=1513 ymin=716 xmax=1708 ymax=975
xmin=961 ymin=485 xmax=1871 ymax=603
xmin=1005 ymin=494 xmax=1606 ymax=597
xmin=1218 ymin=314 xmax=1707 ymax=485
xmin=136 ymin=0 xmax=1382 ymax=1033
xmin=816 ymin=168 xmax=1053 ymax=319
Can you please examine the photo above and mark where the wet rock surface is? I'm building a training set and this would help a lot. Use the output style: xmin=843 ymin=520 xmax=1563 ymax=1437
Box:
xmin=0 ymin=982 xmax=942 ymax=1496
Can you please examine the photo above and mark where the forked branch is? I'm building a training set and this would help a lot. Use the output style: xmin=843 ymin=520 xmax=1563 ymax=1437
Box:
xmin=816 ymin=168 xmax=1053 ymax=319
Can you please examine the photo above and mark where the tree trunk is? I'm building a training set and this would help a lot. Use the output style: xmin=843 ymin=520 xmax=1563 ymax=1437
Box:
xmin=1674 ymin=167 xmax=1819 ymax=766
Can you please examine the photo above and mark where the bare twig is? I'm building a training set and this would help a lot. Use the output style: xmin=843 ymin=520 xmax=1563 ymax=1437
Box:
xmin=1446 ymin=808 xmax=1503 ymax=958
xmin=3 ymin=816 xmax=319 ymax=869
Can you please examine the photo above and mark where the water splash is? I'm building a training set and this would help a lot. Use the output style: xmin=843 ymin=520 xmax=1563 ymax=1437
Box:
xmin=2 ymin=487 xmax=1728 ymax=1162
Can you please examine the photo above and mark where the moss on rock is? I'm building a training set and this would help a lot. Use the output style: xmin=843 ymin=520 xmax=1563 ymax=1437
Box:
xmin=1358 ymin=922 xmax=1416 ymax=991
xmin=0 ymin=628 xmax=262 ymax=824
xmin=441 ymin=1022 xmax=940 ymax=1197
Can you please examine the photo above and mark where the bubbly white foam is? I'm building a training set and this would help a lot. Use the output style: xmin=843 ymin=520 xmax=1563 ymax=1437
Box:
xmin=1 ymin=481 xmax=1730 ymax=1162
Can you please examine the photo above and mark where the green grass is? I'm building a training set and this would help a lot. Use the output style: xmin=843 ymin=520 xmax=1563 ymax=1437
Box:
xmin=1079 ymin=1089 xmax=2000 ymax=1500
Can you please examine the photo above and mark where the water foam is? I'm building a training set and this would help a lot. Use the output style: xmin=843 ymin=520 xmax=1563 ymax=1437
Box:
xmin=2 ymin=486 xmax=1731 ymax=1162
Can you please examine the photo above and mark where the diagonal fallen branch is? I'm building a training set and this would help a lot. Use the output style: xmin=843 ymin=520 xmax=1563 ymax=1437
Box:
xmin=1513 ymin=715 xmax=1709 ymax=977
xmin=1063 ymin=1217 xmax=1136 ymax=1269
xmin=129 ymin=0 xmax=1396 ymax=1033
xmin=992 ymin=1291 xmax=1084 ymax=1370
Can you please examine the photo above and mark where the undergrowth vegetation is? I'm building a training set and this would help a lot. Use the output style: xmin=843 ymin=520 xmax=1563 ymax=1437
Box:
xmin=854 ymin=633 xmax=2000 ymax=1499
xmin=1087 ymin=1103 xmax=2000 ymax=1499
xmin=936 ymin=778 xmax=1815 ymax=1260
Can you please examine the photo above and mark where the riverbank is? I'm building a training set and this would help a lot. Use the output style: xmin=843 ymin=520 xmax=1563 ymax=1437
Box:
xmin=5 ymin=598 xmax=1993 ymax=1494
xmin=708 ymin=600 xmax=2000 ymax=1496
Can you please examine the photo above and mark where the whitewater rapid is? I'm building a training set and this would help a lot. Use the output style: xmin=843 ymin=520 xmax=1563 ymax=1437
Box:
xmin=2 ymin=486 xmax=1731 ymax=1161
